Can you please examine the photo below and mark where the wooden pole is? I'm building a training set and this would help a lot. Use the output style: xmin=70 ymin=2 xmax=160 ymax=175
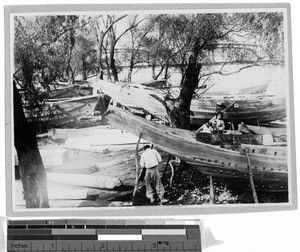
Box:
xmin=209 ymin=175 xmax=216 ymax=204
xmin=162 ymin=154 xmax=172 ymax=182
xmin=169 ymin=162 xmax=175 ymax=187
xmin=244 ymin=149 xmax=259 ymax=203
xmin=132 ymin=132 xmax=143 ymax=205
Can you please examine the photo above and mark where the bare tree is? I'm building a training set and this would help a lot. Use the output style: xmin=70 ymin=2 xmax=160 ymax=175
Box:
xmin=89 ymin=14 xmax=127 ymax=79
xmin=107 ymin=15 xmax=146 ymax=82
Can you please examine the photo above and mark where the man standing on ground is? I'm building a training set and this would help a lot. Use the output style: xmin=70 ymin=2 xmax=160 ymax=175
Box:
xmin=140 ymin=145 xmax=168 ymax=204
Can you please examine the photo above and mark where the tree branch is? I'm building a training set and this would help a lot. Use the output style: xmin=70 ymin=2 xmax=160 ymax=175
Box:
xmin=200 ymin=61 xmax=263 ymax=79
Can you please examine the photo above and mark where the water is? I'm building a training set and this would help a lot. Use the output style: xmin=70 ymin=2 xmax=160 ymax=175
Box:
xmin=116 ymin=64 xmax=287 ymax=96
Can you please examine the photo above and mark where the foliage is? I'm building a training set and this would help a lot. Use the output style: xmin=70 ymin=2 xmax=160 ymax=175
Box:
xmin=14 ymin=12 xmax=285 ymax=118
xmin=72 ymin=34 xmax=97 ymax=80
xmin=141 ymin=12 xmax=284 ymax=85
xmin=14 ymin=15 xmax=84 ymax=121
xmin=120 ymin=16 xmax=150 ymax=69
xmin=14 ymin=12 xmax=284 ymax=88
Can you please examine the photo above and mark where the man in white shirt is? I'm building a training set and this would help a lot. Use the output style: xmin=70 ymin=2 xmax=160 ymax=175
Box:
xmin=140 ymin=145 xmax=167 ymax=204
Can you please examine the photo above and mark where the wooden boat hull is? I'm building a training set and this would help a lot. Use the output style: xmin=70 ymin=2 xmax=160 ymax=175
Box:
xmin=106 ymin=106 xmax=288 ymax=191
xmin=239 ymin=123 xmax=287 ymax=142
xmin=195 ymin=132 xmax=264 ymax=148
xmin=92 ymin=80 xmax=168 ymax=121
xmin=238 ymin=83 xmax=269 ymax=94
xmin=47 ymin=84 xmax=93 ymax=99
xmin=195 ymin=123 xmax=287 ymax=148
xmin=47 ymin=85 xmax=81 ymax=99
xmin=190 ymin=95 xmax=286 ymax=126
xmin=94 ymin=80 xmax=286 ymax=127
xmin=26 ymin=95 xmax=101 ymax=128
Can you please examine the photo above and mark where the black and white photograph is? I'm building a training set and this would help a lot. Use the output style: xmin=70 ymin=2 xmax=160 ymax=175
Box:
xmin=5 ymin=4 xmax=296 ymax=216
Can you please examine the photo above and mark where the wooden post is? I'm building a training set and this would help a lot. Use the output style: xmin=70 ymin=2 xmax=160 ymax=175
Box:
xmin=169 ymin=162 xmax=175 ymax=187
xmin=209 ymin=175 xmax=216 ymax=204
xmin=244 ymin=149 xmax=259 ymax=204
xmin=162 ymin=154 xmax=172 ymax=182
xmin=132 ymin=132 xmax=143 ymax=205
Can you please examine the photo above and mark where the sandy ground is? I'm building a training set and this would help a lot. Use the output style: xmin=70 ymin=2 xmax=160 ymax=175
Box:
xmin=14 ymin=126 xmax=168 ymax=209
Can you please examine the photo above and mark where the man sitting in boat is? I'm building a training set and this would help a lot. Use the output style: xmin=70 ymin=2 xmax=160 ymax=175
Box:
xmin=210 ymin=112 xmax=225 ymax=133
xmin=196 ymin=121 xmax=213 ymax=133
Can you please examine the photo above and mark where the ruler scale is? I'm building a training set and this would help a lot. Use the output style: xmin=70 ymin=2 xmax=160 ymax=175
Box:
xmin=7 ymin=219 xmax=201 ymax=251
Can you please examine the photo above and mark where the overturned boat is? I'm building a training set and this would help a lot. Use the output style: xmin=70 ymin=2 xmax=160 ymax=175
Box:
xmin=105 ymin=105 xmax=288 ymax=192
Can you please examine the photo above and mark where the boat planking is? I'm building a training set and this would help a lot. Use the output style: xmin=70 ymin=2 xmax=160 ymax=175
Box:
xmin=47 ymin=83 xmax=93 ymax=99
xmin=105 ymin=106 xmax=288 ymax=191
xmin=195 ymin=132 xmax=264 ymax=148
xmin=25 ymin=95 xmax=101 ymax=128
xmin=195 ymin=122 xmax=287 ymax=148
xmin=238 ymin=83 xmax=269 ymax=94
xmin=94 ymin=79 xmax=287 ymax=127
xmin=190 ymin=95 xmax=286 ymax=126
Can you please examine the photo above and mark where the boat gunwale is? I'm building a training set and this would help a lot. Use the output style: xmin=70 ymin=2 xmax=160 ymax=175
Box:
xmin=44 ymin=94 xmax=100 ymax=104
xmin=107 ymin=106 xmax=288 ymax=162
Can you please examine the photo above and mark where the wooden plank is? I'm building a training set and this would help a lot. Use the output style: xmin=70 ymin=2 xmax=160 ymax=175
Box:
xmin=245 ymin=151 xmax=259 ymax=203
xmin=47 ymin=172 xmax=122 ymax=190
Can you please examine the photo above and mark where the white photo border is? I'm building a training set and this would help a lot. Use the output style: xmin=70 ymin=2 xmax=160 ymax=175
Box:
xmin=5 ymin=3 xmax=297 ymax=217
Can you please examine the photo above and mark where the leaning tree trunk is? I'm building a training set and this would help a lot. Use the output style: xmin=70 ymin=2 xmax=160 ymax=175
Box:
xmin=82 ymin=56 xmax=88 ymax=81
xmin=96 ymin=31 xmax=105 ymax=80
xmin=152 ymin=64 xmax=165 ymax=80
xmin=127 ymin=57 xmax=134 ymax=83
xmin=109 ymin=38 xmax=119 ymax=83
xmin=164 ymin=62 xmax=169 ymax=80
xmin=13 ymin=81 xmax=50 ymax=208
xmin=66 ymin=66 xmax=75 ymax=85
xmin=169 ymin=56 xmax=202 ymax=129
xmin=127 ymin=42 xmax=135 ymax=83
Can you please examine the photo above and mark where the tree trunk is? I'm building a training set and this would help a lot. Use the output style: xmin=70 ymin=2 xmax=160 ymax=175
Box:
xmin=66 ymin=66 xmax=75 ymax=85
xmin=13 ymin=81 xmax=50 ymax=208
xmin=164 ymin=62 xmax=169 ymax=80
xmin=82 ymin=56 xmax=87 ymax=81
xmin=152 ymin=63 xmax=165 ymax=80
xmin=96 ymin=31 xmax=105 ymax=80
xmin=110 ymin=58 xmax=118 ymax=83
xmin=109 ymin=38 xmax=119 ymax=83
xmin=179 ymin=66 xmax=185 ymax=86
xmin=127 ymin=56 xmax=134 ymax=83
xmin=104 ymin=48 xmax=112 ymax=82
xmin=22 ymin=63 xmax=34 ymax=87
xmin=169 ymin=56 xmax=202 ymax=129
xmin=66 ymin=28 xmax=76 ymax=85
xmin=127 ymin=41 xmax=135 ymax=83
xmin=151 ymin=62 xmax=157 ymax=80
